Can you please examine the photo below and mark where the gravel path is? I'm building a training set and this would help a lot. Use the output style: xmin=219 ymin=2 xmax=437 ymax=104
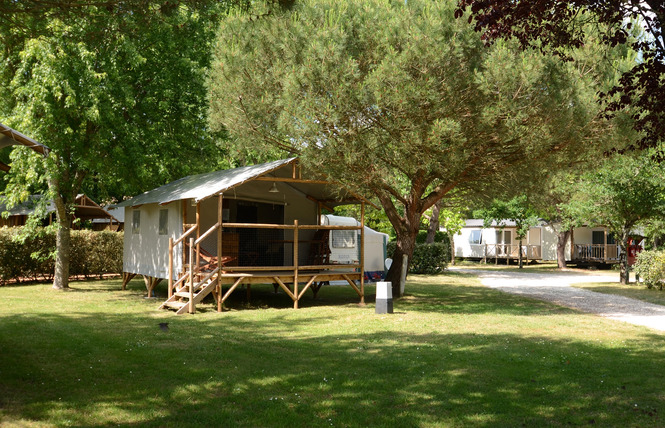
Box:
xmin=452 ymin=268 xmax=665 ymax=332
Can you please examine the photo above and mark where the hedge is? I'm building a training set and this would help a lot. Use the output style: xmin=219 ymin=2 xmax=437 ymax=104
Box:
xmin=0 ymin=228 xmax=123 ymax=284
xmin=634 ymin=250 xmax=665 ymax=290
xmin=387 ymin=240 xmax=450 ymax=275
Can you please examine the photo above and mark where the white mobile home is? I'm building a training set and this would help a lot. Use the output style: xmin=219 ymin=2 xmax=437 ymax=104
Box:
xmin=454 ymin=219 xmax=636 ymax=265
xmin=118 ymin=158 xmax=372 ymax=313
xmin=454 ymin=219 xmax=565 ymax=262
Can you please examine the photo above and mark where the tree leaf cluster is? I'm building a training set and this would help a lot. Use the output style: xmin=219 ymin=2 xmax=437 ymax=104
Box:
xmin=208 ymin=0 xmax=634 ymax=292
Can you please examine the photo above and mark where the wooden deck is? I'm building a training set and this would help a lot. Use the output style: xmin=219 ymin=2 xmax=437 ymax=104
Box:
xmin=157 ymin=196 xmax=367 ymax=314
xmin=215 ymin=269 xmax=364 ymax=311
xmin=474 ymin=244 xmax=542 ymax=263
xmin=572 ymin=244 xmax=620 ymax=264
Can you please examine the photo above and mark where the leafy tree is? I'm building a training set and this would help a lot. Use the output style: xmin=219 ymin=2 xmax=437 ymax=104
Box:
xmin=1 ymin=4 xmax=225 ymax=289
xmin=475 ymin=196 xmax=539 ymax=268
xmin=437 ymin=207 xmax=466 ymax=265
xmin=208 ymin=0 xmax=633 ymax=297
xmin=457 ymin=0 xmax=665 ymax=151
xmin=562 ymin=153 xmax=665 ymax=284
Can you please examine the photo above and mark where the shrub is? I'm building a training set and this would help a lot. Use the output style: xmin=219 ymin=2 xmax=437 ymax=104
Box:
xmin=386 ymin=240 xmax=450 ymax=274
xmin=634 ymin=250 xmax=665 ymax=290
xmin=0 ymin=227 xmax=123 ymax=284
xmin=415 ymin=230 xmax=449 ymax=244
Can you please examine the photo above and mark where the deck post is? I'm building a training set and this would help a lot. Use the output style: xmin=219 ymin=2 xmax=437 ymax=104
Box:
xmin=217 ymin=194 xmax=223 ymax=312
xmin=293 ymin=220 xmax=299 ymax=309
xmin=182 ymin=200 xmax=187 ymax=275
xmin=196 ymin=202 xmax=201 ymax=280
xmin=189 ymin=237 xmax=195 ymax=314
xmin=168 ymin=238 xmax=173 ymax=299
xmin=360 ymin=202 xmax=365 ymax=305
xmin=604 ymin=228 xmax=608 ymax=263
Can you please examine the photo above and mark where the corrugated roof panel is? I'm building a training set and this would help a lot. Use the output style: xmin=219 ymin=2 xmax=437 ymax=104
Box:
xmin=117 ymin=158 xmax=297 ymax=207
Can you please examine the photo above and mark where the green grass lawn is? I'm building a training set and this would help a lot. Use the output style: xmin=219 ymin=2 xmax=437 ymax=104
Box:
xmin=573 ymin=279 xmax=665 ymax=307
xmin=453 ymin=260 xmax=568 ymax=273
xmin=2 ymin=273 xmax=665 ymax=427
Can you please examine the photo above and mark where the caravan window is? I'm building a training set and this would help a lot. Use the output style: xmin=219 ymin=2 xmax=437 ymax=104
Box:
xmin=132 ymin=210 xmax=140 ymax=235
xmin=158 ymin=209 xmax=168 ymax=235
xmin=469 ymin=230 xmax=482 ymax=245
xmin=332 ymin=230 xmax=356 ymax=248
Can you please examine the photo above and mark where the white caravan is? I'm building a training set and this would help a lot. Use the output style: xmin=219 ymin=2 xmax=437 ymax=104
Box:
xmin=321 ymin=214 xmax=389 ymax=282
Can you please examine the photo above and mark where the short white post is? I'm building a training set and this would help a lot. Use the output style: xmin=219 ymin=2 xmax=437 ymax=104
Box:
xmin=375 ymin=281 xmax=393 ymax=314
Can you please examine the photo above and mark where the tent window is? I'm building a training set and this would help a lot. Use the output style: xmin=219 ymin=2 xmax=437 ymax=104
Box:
xmin=332 ymin=230 xmax=356 ymax=248
xmin=132 ymin=210 xmax=140 ymax=235
xmin=469 ymin=230 xmax=482 ymax=245
xmin=159 ymin=209 xmax=168 ymax=235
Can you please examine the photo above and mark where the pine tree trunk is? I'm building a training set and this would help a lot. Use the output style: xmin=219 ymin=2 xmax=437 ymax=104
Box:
xmin=556 ymin=229 xmax=571 ymax=269
xmin=385 ymin=227 xmax=418 ymax=298
xmin=426 ymin=200 xmax=441 ymax=244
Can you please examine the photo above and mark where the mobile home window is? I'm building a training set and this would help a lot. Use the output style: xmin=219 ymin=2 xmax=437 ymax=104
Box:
xmin=469 ymin=230 xmax=482 ymax=245
xmin=132 ymin=210 xmax=141 ymax=234
xmin=332 ymin=230 xmax=356 ymax=248
xmin=158 ymin=209 xmax=169 ymax=235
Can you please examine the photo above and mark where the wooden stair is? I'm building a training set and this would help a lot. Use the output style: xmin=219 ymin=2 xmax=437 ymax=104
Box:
xmin=160 ymin=268 xmax=219 ymax=314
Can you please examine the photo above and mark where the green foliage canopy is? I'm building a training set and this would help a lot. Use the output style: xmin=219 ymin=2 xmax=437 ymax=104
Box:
xmin=0 ymin=3 xmax=228 ymax=288
xmin=208 ymin=0 xmax=635 ymax=293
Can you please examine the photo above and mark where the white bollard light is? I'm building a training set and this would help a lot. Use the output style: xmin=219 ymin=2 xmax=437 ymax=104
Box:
xmin=375 ymin=281 xmax=393 ymax=314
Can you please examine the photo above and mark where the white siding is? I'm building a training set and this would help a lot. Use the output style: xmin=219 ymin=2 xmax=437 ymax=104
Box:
xmin=454 ymin=224 xmax=564 ymax=261
xmin=123 ymin=201 xmax=182 ymax=279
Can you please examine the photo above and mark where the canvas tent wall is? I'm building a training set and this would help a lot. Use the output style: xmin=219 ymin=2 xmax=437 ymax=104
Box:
xmin=118 ymin=158 xmax=371 ymax=312
xmin=119 ymin=158 xmax=334 ymax=280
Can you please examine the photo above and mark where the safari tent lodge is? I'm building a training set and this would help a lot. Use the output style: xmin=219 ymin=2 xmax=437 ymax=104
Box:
xmin=118 ymin=158 xmax=372 ymax=314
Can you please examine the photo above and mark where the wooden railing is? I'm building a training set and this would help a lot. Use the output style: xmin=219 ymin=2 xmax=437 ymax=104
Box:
xmin=574 ymin=244 xmax=620 ymax=262
xmin=167 ymin=219 xmax=364 ymax=298
xmin=474 ymin=244 xmax=542 ymax=262
xmin=168 ymin=223 xmax=218 ymax=298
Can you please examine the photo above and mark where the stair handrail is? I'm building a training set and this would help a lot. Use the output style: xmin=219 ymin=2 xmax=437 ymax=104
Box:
xmin=195 ymin=265 xmax=220 ymax=288
xmin=195 ymin=222 xmax=220 ymax=246
xmin=189 ymin=238 xmax=195 ymax=314
xmin=174 ymin=224 xmax=198 ymax=247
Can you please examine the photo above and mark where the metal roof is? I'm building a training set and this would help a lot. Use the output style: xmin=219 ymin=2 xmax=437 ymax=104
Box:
xmin=117 ymin=158 xmax=297 ymax=207
xmin=118 ymin=158 xmax=368 ymax=209
xmin=464 ymin=219 xmax=519 ymax=228
xmin=0 ymin=122 xmax=50 ymax=172
xmin=0 ymin=194 xmax=117 ymax=221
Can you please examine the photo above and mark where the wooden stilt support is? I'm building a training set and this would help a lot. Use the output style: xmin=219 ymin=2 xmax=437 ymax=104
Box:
xmin=168 ymin=238 xmax=174 ymax=298
xmin=298 ymin=275 xmax=320 ymax=300
xmin=293 ymin=220 xmax=299 ymax=309
xmin=142 ymin=275 xmax=162 ymax=298
xmin=121 ymin=272 xmax=137 ymax=290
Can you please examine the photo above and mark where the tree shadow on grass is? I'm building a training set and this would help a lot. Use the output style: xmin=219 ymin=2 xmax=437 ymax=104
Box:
xmin=1 ymin=308 xmax=665 ymax=427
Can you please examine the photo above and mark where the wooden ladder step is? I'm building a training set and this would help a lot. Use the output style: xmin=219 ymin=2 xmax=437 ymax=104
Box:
xmin=175 ymin=291 xmax=195 ymax=298
xmin=164 ymin=301 xmax=187 ymax=309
